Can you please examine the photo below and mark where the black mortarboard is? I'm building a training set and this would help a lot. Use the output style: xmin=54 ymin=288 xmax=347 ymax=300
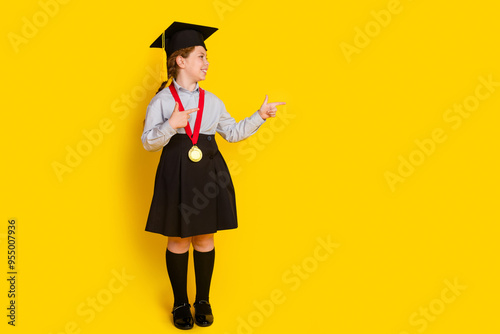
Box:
xmin=150 ymin=21 xmax=218 ymax=57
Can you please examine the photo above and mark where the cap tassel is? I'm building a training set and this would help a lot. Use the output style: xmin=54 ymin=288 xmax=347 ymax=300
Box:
xmin=161 ymin=31 xmax=169 ymax=84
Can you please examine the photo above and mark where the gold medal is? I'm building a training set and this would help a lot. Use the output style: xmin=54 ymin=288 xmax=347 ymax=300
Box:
xmin=188 ymin=145 xmax=203 ymax=162
xmin=169 ymin=84 xmax=206 ymax=163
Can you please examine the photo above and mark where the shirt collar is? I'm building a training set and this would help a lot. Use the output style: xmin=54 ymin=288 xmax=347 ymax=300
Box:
xmin=173 ymin=78 xmax=199 ymax=93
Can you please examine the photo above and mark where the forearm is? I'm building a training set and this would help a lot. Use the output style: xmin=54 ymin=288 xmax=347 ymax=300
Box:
xmin=218 ymin=111 xmax=266 ymax=143
xmin=142 ymin=121 xmax=177 ymax=151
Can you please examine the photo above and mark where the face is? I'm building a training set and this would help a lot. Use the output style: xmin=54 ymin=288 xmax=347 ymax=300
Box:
xmin=177 ymin=45 xmax=209 ymax=82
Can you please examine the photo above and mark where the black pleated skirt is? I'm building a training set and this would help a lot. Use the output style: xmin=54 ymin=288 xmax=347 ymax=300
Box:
xmin=145 ymin=134 xmax=237 ymax=238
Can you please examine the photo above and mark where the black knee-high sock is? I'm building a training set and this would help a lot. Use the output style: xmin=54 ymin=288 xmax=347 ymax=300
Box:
xmin=193 ymin=248 xmax=215 ymax=303
xmin=166 ymin=249 xmax=189 ymax=307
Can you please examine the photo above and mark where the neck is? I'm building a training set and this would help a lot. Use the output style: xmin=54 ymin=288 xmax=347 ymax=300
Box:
xmin=175 ymin=73 xmax=197 ymax=92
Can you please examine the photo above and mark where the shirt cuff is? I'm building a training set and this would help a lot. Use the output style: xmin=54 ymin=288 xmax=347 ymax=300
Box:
xmin=159 ymin=119 xmax=178 ymax=137
xmin=250 ymin=111 xmax=267 ymax=126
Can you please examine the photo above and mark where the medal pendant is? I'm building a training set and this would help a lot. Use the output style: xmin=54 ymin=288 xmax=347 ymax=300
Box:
xmin=188 ymin=145 xmax=203 ymax=162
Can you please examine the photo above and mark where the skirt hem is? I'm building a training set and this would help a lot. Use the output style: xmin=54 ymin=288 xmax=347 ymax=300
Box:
xmin=144 ymin=225 xmax=237 ymax=238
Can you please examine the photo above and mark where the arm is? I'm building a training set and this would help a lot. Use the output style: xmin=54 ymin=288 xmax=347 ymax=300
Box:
xmin=216 ymin=102 xmax=266 ymax=143
xmin=216 ymin=95 xmax=286 ymax=143
xmin=141 ymin=98 xmax=177 ymax=152
xmin=142 ymin=99 xmax=199 ymax=152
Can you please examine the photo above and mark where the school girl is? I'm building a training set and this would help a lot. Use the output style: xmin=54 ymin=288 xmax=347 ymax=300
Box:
xmin=142 ymin=22 xmax=285 ymax=330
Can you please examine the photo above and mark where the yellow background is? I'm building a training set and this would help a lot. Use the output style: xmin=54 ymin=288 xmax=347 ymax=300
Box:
xmin=2 ymin=0 xmax=499 ymax=333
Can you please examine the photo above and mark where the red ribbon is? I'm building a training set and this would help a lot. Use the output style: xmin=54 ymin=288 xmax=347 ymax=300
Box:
xmin=169 ymin=83 xmax=205 ymax=145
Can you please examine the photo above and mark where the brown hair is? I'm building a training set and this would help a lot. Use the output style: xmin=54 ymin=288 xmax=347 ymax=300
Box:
xmin=155 ymin=46 xmax=196 ymax=94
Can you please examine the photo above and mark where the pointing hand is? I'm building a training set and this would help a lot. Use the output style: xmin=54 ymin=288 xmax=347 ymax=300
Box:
xmin=258 ymin=95 xmax=286 ymax=120
xmin=168 ymin=102 xmax=199 ymax=129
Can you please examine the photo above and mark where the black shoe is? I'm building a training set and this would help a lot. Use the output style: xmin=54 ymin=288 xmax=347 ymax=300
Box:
xmin=172 ymin=303 xmax=193 ymax=330
xmin=193 ymin=300 xmax=214 ymax=327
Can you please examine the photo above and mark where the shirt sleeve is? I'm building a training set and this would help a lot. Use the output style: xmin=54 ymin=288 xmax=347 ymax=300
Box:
xmin=216 ymin=98 xmax=266 ymax=143
xmin=141 ymin=97 xmax=177 ymax=152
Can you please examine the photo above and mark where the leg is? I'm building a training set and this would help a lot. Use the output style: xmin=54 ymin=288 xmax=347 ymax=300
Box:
xmin=192 ymin=234 xmax=215 ymax=302
xmin=166 ymin=236 xmax=191 ymax=305
xmin=191 ymin=233 xmax=214 ymax=252
xmin=166 ymin=236 xmax=193 ymax=329
xmin=167 ymin=236 xmax=192 ymax=254
xmin=191 ymin=234 xmax=215 ymax=326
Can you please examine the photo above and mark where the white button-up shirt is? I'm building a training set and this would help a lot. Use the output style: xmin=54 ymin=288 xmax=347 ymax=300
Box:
xmin=142 ymin=79 xmax=266 ymax=152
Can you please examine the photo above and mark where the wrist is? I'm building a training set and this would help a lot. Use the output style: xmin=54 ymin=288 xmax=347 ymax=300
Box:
xmin=168 ymin=118 xmax=178 ymax=130
xmin=258 ymin=109 xmax=266 ymax=120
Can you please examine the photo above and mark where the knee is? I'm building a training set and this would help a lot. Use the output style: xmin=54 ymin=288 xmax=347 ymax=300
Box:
xmin=167 ymin=237 xmax=191 ymax=253
xmin=192 ymin=234 xmax=214 ymax=252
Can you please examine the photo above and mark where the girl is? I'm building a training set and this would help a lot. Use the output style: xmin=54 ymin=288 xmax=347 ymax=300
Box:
xmin=142 ymin=22 xmax=285 ymax=330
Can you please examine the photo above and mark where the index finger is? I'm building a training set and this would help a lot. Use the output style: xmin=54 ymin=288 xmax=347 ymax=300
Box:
xmin=184 ymin=108 xmax=199 ymax=114
xmin=269 ymin=102 xmax=286 ymax=107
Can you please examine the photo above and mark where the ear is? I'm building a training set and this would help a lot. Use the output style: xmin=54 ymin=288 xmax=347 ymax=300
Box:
xmin=175 ymin=55 xmax=185 ymax=69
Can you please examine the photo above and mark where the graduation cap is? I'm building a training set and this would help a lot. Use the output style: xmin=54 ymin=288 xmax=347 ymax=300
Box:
xmin=150 ymin=21 xmax=218 ymax=58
